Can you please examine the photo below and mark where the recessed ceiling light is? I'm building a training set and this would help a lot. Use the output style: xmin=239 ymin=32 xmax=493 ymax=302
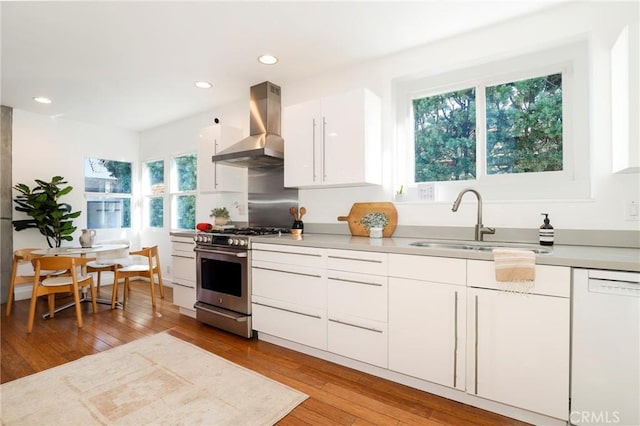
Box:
xmin=33 ymin=96 xmax=52 ymax=104
xmin=195 ymin=81 xmax=212 ymax=89
xmin=258 ymin=54 xmax=278 ymax=65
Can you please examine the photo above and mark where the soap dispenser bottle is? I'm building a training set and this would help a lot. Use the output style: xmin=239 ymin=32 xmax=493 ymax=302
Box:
xmin=539 ymin=213 xmax=554 ymax=246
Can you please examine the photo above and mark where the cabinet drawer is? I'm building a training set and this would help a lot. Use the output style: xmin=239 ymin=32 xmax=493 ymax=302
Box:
xmin=467 ymin=260 xmax=570 ymax=298
xmin=172 ymin=255 xmax=196 ymax=282
xmin=171 ymin=237 xmax=195 ymax=255
xmin=252 ymin=261 xmax=326 ymax=309
xmin=253 ymin=244 xmax=325 ymax=268
xmin=328 ymin=270 xmax=387 ymax=322
xmin=173 ymin=281 xmax=196 ymax=310
xmin=389 ymin=254 xmax=466 ymax=285
xmin=252 ymin=297 xmax=327 ymax=350
xmin=327 ymin=249 xmax=387 ymax=276
xmin=328 ymin=314 xmax=388 ymax=368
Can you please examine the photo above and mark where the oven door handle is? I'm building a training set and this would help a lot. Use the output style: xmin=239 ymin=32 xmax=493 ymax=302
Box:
xmin=195 ymin=248 xmax=247 ymax=258
xmin=194 ymin=302 xmax=248 ymax=322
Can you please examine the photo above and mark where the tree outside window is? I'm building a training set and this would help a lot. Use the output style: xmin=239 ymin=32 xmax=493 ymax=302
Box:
xmin=486 ymin=74 xmax=563 ymax=174
xmin=84 ymin=158 xmax=132 ymax=229
xmin=413 ymin=73 xmax=563 ymax=183
xmin=171 ymin=153 xmax=196 ymax=230
xmin=144 ymin=160 xmax=164 ymax=228
xmin=413 ymin=88 xmax=476 ymax=182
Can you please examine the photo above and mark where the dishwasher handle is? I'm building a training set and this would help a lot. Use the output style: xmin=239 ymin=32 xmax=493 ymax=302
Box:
xmin=587 ymin=270 xmax=640 ymax=297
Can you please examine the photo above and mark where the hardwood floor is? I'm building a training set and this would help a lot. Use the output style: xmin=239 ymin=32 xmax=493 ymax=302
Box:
xmin=1 ymin=282 xmax=528 ymax=425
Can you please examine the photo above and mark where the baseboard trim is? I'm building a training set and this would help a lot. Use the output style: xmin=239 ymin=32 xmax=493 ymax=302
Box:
xmin=258 ymin=332 xmax=566 ymax=426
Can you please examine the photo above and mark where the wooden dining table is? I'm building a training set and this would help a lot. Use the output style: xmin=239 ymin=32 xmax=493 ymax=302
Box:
xmin=33 ymin=244 xmax=129 ymax=318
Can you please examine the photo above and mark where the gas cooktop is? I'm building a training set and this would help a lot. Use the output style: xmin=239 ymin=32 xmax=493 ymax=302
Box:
xmin=194 ymin=227 xmax=290 ymax=247
xmin=210 ymin=227 xmax=290 ymax=236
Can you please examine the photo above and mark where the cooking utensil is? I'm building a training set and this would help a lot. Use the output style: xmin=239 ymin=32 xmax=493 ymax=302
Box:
xmin=337 ymin=202 xmax=398 ymax=237
xmin=299 ymin=207 xmax=307 ymax=220
xmin=289 ymin=207 xmax=298 ymax=220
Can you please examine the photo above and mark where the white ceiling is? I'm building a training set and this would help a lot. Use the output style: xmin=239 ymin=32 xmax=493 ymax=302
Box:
xmin=1 ymin=1 xmax=562 ymax=132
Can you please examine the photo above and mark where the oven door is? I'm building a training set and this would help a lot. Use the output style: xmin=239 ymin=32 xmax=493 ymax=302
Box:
xmin=195 ymin=246 xmax=249 ymax=314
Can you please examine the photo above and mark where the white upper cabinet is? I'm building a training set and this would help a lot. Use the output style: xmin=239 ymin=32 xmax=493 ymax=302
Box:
xmin=283 ymin=88 xmax=382 ymax=188
xmin=197 ymin=124 xmax=245 ymax=193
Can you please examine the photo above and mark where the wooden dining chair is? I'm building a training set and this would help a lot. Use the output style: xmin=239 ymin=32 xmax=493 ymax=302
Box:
xmin=6 ymin=248 xmax=44 ymax=316
xmin=27 ymin=256 xmax=97 ymax=333
xmin=111 ymin=245 xmax=164 ymax=308
xmin=86 ymin=240 xmax=130 ymax=293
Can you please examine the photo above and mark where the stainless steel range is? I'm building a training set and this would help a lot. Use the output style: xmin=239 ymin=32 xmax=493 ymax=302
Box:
xmin=193 ymin=228 xmax=289 ymax=338
xmin=197 ymin=81 xmax=298 ymax=338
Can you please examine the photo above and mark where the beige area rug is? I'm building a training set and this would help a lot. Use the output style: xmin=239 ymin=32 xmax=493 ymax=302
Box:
xmin=0 ymin=333 xmax=307 ymax=425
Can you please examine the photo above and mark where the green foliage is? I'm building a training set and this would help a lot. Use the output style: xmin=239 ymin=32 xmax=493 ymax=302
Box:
xmin=360 ymin=212 xmax=388 ymax=230
xmin=174 ymin=154 xmax=197 ymax=191
xmin=210 ymin=207 xmax=230 ymax=219
xmin=176 ymin=195 xmax=196 ymax=230
xmin=12 ymin=176 xmax=81 ymax=248
xmin=146 ymin=160 xmax=164 ymax=186
xmin=413 ymin=88 xmax=476 ymax=182
xmin=149 ymin=197 xmax=163 ymax=228
xmin=486 ymin=73 xmax=563 ymax=174
xmin=103 ymin=160 xmax=132 ymax=192
xmin=413 ymin=73 xmax=563 ymax=182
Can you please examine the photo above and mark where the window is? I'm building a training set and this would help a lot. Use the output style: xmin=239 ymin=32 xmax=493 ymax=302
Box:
xmin=396 ymin=42 xmax=588 ymax=200
xmin=412 ymin=73 xmax=562 ymax=183
xmin=485 ymin=74 xmax=563 ymax=175
xmin=171 ymin=153 xmax=197 ymax=230
xmin=143 ymin=160 xmax=164 ymax=228
xmin=84 ymin=158 xmax=132 ymax=229
xmin=413 ymin=87 xmax=476 ymax=182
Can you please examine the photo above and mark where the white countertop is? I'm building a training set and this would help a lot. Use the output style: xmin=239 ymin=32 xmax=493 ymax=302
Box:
xmin=251 ymin=233 xmax=640 ymax=272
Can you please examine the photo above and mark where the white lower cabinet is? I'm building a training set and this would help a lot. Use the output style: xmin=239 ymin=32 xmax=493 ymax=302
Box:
xmin=388 ymin=254 xmax=466 ymax=390
xmin=250 ymin=244 xmax=572 ymax=424
xmin=171 ymin=236 xmax=197 ymax=317
xmin=251 ymin=244 xmax=327 ymax=350
xmin=326 ymin=249 xmax=388 ymax=368
xmin=466 ymin=260 xmax=570 ymax=421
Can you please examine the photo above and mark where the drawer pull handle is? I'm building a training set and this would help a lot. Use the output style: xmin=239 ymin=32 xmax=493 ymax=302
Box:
xmin=173 ymin=282 xmax=195 ymax=289
xmin=253 ymin=302 xmax=321 ymax=319
xmin=328 ymin=256 xmax=383 ymax=263
xmin=328 ymin=277 xmax=383 ymax=287
xmin=328 ymin=318 xmax=383 ymax=333
xmin=253 ymin=266 xmax=321 ymax=278
xmin=171 ymin=254 xmax=195 ymax=260
xmin=255 ymin=249 xmax=322 ymax=257
xmin=453 ymin=290 xmax=458 ymax=388
xmin=474 ymin=294 xmax=479 ymax=395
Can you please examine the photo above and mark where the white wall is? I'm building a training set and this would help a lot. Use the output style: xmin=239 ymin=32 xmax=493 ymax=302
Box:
xmin=140 ymin=1 xmax=639 ymax=238
xmin=12 ymin=110 xmax=140 ymax=250
xmin=283 ymin=1 xmax=640 ymax=232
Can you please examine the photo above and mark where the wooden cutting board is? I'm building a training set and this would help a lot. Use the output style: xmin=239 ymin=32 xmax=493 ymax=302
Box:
xmin=337 ymin=202 xmax=398 ymax=237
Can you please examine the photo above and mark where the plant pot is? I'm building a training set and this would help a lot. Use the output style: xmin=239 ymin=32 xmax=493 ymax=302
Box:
xmin=214 ymin=217 xmax=229 ymax=226
xmin=369 ymin=227 xmax=383 ymax=238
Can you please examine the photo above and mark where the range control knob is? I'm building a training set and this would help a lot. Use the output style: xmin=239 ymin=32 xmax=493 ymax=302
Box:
xmin=227 ymin=238 xmax=234 ymax=245
xmin=238 ymin=239 xmax=246 ymax=246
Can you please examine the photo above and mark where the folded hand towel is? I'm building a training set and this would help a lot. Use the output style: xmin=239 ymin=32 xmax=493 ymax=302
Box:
xmin=493 ymin=248 xmax=536 ymax=283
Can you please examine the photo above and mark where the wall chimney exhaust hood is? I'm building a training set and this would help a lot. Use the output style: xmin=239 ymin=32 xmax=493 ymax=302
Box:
xmin=212 ymin=81 xmax=284 ymax=167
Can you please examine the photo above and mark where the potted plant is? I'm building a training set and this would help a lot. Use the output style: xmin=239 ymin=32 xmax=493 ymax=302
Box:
xmin=210 ymin=207 xmax=230 ymax=226
xmin=360 ymin=211 xmax=388 ymax=238
xmin=12 ymin=176 xmax=81 ymax=248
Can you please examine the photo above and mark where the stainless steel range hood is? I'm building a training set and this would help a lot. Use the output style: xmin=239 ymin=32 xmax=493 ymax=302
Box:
xmin=212 ymin=81 xmax=284 ymax=167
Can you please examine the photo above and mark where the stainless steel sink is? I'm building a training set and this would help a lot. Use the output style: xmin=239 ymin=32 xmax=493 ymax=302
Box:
xmin=409 ymin=240 xmax=552 ymax=254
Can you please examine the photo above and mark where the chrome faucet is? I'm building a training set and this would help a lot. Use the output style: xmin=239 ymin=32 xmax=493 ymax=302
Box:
xmin=451 ymin=188 xmax=495 ymax=241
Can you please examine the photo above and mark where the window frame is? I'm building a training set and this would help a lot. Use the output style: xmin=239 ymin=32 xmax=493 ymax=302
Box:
xmin=170 ymin=152 xmax=197 ymax=231
xmin=83 ymin=157 xmax=133 ymax=230
xmin=394 ymin=42 xmax=589 ymax=201
xmin=142 ymin=158 xmax=165 ymax=229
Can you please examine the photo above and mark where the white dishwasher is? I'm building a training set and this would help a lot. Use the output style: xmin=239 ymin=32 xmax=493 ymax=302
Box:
xmin=571 ymin=268 xmax=640 ymax=426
